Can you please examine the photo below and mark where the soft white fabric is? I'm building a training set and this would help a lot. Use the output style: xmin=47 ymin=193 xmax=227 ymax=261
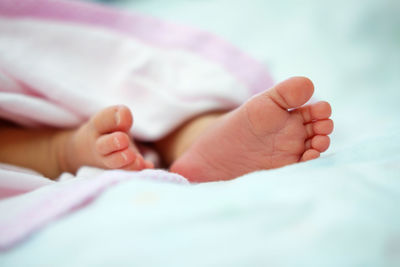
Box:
xmin=0 ymin=16 xmax=257 ymax=196
xmin=0 ymin=132 xmax=399 ymax=266
xmin=0 ymin=18 xmax=251 ymax=139
xmin=0 ymin=0 xmax=399 ymax=265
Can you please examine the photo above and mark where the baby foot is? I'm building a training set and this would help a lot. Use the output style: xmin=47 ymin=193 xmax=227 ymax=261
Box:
xmin=170 ymin=77 xmax=333 ymax=182
xmin=58 ymin=105 xmax=153 ymax=174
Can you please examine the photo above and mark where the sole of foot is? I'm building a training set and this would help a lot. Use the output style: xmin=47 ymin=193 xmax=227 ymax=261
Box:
xmin=170 ymin=77 xmax=333 ymax=182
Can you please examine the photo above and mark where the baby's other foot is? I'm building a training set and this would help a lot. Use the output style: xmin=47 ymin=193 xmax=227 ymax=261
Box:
xmin=170 ymin=77 xmax=333 ymax=182
xmin=59 ymin=105 xmax=153 ymax=174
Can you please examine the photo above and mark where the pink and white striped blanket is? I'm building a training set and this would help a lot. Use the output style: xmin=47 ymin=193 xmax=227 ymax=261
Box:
xmin=0 ymin=0 xmax=272 ymax=250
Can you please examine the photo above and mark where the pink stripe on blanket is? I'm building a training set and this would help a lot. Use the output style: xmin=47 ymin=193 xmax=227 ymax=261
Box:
xmin=0 ymin=0 xmax=273 ymax=94
xmin=0 ymin=169 xmax=188 ymax=251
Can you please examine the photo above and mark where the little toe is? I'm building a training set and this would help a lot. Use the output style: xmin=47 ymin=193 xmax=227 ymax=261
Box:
xmin=310 ymin=135 xmax=330 ymax=152
xmin=144 ymin=160 xmax=155 ymax=169
xmin=122 ymin=153 xmax=147 ymax=171
xmin=102 ymin=148 xmax=137 ymax=169
xmin=298 ymin=101 xmax=332 ymax=123
xmin=300 ymin=149 xmax=320 ymax=162
xmin=95 ymin=132 xmax=130 ymax=155
xmin=91 ymin=105 xmax=133 ymax=134
xmin=267 ymin=76 xmax=315 ymax=109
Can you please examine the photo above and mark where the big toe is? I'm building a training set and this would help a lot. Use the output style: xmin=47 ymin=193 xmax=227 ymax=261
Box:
xmin=267 ymin=76 xmax=314 ymax=109
xmin=91 ymin=105 xmax=133 ymax=134
xmin=243 ymin=76 xmax=316 ymax=135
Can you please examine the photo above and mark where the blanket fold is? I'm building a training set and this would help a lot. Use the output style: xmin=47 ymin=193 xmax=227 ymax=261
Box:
xmin=0 ymin=0 xmax=273 ymax=139
xmin=0 ymin=0 xmax=272 ymax=251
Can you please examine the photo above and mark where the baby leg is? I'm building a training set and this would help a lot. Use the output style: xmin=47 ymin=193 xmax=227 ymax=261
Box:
xmin=156 ymin=77 xmax=333 ymax=182
xmin=0 ymin=105 xmax=152 ymax=179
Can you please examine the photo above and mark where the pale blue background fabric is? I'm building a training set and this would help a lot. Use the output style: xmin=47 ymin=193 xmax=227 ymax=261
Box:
xmin=1 ymin=133 xmax=399 ymax=266
xmin=1 ymin=0 xmax=399 ymax=266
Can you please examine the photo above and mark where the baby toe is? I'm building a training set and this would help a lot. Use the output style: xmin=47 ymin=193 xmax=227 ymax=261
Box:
xmin=91 ymin=105 xmax=133 ymax=134
xmin=268 ymin=77 xmax=315 ymax=109
xmin=299 ymin=101 xmax=332 ymax=123
xmin=311 ymin=135 xmax=330 ymax=152
xmin=305 ymin=119 xmax=333 ymax=138
xmin=144 ymin=160 xmax=155 ymax=169
xmin=313 ymin=119 xmax=334 ymax=135
xmin=300 ymin=149 xmax=320 ymax=162
xmin=122 ymin=153 xmax=147 ymax=171
xmin=313 ymin=101 xmax=332 ymax=120
xmin=102 ymin=148 xmax=137 ymax=169
xmin=95 ymin=132 xmax=130 ymax=155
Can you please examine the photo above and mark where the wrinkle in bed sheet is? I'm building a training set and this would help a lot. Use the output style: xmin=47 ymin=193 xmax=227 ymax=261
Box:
xmin=0 ymin=168 xmax=188 ymax=251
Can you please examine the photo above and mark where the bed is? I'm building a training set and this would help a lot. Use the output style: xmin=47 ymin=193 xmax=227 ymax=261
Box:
xmin=0 ymin=0 xmax=399 ymax=266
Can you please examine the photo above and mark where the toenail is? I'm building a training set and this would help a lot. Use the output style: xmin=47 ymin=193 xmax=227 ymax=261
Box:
xmin=113 ymin=137 xmax=121 ymax=149
xmin=121 ymin=151 xmax=128 ymax=161
xmin=115 ymin=110 xmax=120 ymax=126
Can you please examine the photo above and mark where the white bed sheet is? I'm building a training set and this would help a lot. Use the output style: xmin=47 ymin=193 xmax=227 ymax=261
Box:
xmin=0 ymin=0 xmax=399 ymax=266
